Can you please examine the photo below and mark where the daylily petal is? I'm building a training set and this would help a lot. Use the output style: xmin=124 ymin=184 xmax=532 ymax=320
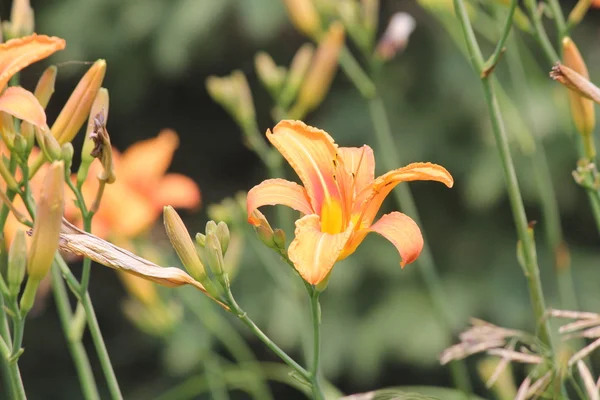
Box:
xmin=355 ymin=162 xmax=453 ymax=227
xmin=153 ymin=173 xmax=201 ymax=211
xmin=0 ymin=87 xmax=46 ymax=127
xmin=288 ymin=214 xmax=353 ymax=285
xmin=267 ymin=120 xmax=346 ymax=214
xmin=119 ymin=129 xmax=179 ymax=193
xmin=338 ymin=145 xmax=375 ymax=196
xmin=247 ymin=178 xmax=313 ymax=224
xmin=369 ymin=211 xmax=423 ymax=267
xmin=0 ymin=34 xmax=66 ymax=91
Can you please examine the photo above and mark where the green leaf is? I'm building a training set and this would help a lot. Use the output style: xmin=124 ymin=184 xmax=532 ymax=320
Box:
xmin=342 ymin=387 xmax=486 ymax=400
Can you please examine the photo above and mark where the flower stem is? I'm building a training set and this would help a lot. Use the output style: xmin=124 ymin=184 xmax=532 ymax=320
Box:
xmin=223 ymin=289 xmax=311 ymax=383
xmin=523 ymin=0 xmax=559 ymax=63
xmin=51 ymin=263 xmax=100 ymax=400
xmin=453 ymin=0 xmax=554 ymax=350
xmin=309 ymin=290 xmax=325 ymax=400
xmin=0 ymin=295 xmax=25 ymax=400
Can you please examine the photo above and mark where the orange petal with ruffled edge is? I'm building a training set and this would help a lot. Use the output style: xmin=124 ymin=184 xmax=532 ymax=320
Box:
xmin=338 ymin=145 xmax=375 ymax=196
xmin=0 ymin=87 xmax=46 ymax=127
xmin=153 ymin=173 xmax=201 ymax=211
xmin=247 ymin=178 xmax=314 ymax=225
xmin=355 ymin=162 xmax=453 ymax=227
xmin=0 ymin=34 xmax=66 ymax=91
xmin=119 ymin=129 xmax=179 ymax=193
xmin=288 ymin=214 xmax=353 ymax=285
xmin=267 ymin=120 xmax=348 ymax=215
xmin=369 ymin=211 xmax=423 ymax=267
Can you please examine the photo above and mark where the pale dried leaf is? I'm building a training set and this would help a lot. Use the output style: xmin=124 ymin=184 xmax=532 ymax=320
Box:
xmin=577 ymin=361 xmax=599 ymax=400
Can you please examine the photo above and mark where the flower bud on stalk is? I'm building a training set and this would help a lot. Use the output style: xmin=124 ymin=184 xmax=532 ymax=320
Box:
xmin=51 ymin=59 xmax=106 ymax=144
xmin=21 ymin=65 xmax=57 ymax=153
xmin=78 ymin=88 xmax=111 ymax=185
xmin=61 ymin=142 xmax=74 ymax=171
xmin=205 ymin=232 xmax=228 ymax=287
xmin=289 ymin=23 xmax=345 ymax=119
xmin=283 ymin=0 xmax=322 ymax=39
xmin=0 ymin=112 xmax=15 ymax=148
xmin=2 ymin=0 xmax=34 ymax=39
xmin=21 ymin=161 xmax=64 ymax=314
xmin=216 ymin=222 xmax=230 ymax=254
xmin=7 ymin=229 xmax=27 ymax=298
xmin=249 ymin=210 xmax=276 ymax=248
xmin=562 ymin=37 xmax=596 ymax=159
xmin=35 ymin=127 xmax=62 ymax=161
xmin=255 ymin=52 xmax=286 ymax=96
xmin=279 ymin=44 xmax=314 ymax=109
xmin=206 ymin=71 xmax=256 ymax=129
xmin=195 ymin=233 xmax=206 ymax=248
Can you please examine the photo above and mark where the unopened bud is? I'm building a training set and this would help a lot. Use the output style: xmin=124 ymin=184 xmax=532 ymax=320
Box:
xmin=289 ymin=23 xmax=345 ymax=119
xmin=163 ymin=206 xmax=206 ymax=281
xmin=361 ymin=0 xmax=379 ymax=39
xmin=216 ymin=222 xmax=230 ymax=254
xmin=205 ymin=220 xmax=218 ymax=236
xmin=61 ymin=142 xmax=74 ymax=170
xmin=21 ymin=122 xmax=35 ymax=153
xmin=0 ymin=112 xmax=15 ymax=149
xmin=35 ymin=127 xmax=62 ymax=161
xmin=195 ymin=233 xmax=206 ymax=247
xmin=376 ymin=12 xmax=416 ymax=61
xmin=283 ymin=0 xmax=322 ymax=38
xmin=5 ymin=0 xmax=34 ymax=39
xmin=562 ymin=37 xmax=595 ymax=158
xmin=255 ymin=52 xmax=286 ymax=96
xmin=205 ymin=232 xmax=226 ymax=282
xmin=34 ymin=66 xmax=57 ymax=109
xmin=12 ymin=135 xmax=27 ymax=158
xmin=206 ymin=71 xmax=256 ymax=127
xmin=51 ymin=59 xmax=106 ymax=144
xmin=279 ymin=44 xmax=314 ymax=108
xmin=273 ymin=228 xmax=286 ymax=249
xmin=27 ymin=161 xmax=64 ymax=281
xmin=249 ymin=210 xmax=276 ymax=248
xmin=8 ymin=229 xmax=27 ymax=298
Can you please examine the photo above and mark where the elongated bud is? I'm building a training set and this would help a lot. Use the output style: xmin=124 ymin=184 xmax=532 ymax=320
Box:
xmin=568 ymin=0 xmax=594 ymax=28
xmin=205 ymin=220 xmax=218 ymax=236
xmin=289 ymin=23 xmax=345 ymax=119
xmin=0 ymin=112 xmax=15 ymax=149
xmin=8 ymin=229 xmax=27 ymax=298
xmin=283 ymin=0 xmax=322 ymax=38
xmin=34 ymin=66 xmax=57 ymax=109
xmin=206 ymin=71 xmax=256 ymax=127
xmin=195 ymin=233 xmax=206 ymax=247
xmin=163 ymin=206 xmax=206 ymax=281
xmin=51 ymin=59 xmax=106 ymax=144
xmin=35 ymin=127 xmax=62 ymax=161
xmin=89 ymin=110 xmax=116 ymax=184
xmin=216 ymin=222 xmax=230 ymax=254
xmin=562 ymin=37 xmax=596 ymax=158
xmin=205 ymin=232 xmax=226 ymax=282
xmin=12 ymin=135 xmax=27 ymax=159
xmin=4 ymin=0 xmax=34 ymax=39
xmin=362 ymin=0 xmax=379 ymax=40
xmin=279 ymin=44 xmax=314 ymax=108
xmin=273 ymin=228 xmax=286 ymax=249
xmin=255 ymin=52 xmax=286 ymax=96
xmin=0 ymin=152 xmax=19 ymax=192
xmin=249 ymin=210 xmax=276 ymax=248
xmin=61 ymin=142 xmax=74 ymax=170
xmin=27 ymin=161 xmax=64 ymax=281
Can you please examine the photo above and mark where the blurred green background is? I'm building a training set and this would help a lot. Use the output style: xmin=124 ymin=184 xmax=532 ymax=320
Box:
xmin=4 ymin=0 xmax=600 ymax=398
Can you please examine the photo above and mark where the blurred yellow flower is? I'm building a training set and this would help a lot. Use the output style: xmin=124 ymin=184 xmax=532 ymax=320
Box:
xmin=247 ymin=120 xmax=453 ymax=285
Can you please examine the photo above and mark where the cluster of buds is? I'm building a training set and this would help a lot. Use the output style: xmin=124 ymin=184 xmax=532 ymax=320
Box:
xmin=440 ymin=319 xmax=554 ymax=399
xmin=1 ymin=0 xmax=34 ymax=41
xmin=205 ymin=71 xmax=256 ymax=132
xmin=163 ymin=206 xmax=236 ymax=306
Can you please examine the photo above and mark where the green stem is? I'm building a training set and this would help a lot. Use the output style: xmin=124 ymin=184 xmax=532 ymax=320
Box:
xmin=338 ymin=46 xmax=376 ymax=99
xmin=548 ymin=0 xmax=567 ymax=38
xmin=367 ymin=96 xmax=472 ymax=392
xmin=6 ymin=359 xmax=25 ymax=400
xmin=523 ymin=0 xmax=560 ymax=64
xmin=483 ymin=0 xmax=519 ymax=75
xmin=309 ymin=291 xmax=324 ymax=400
xmin=223 ymin=289 xmax=310 ymax=382
xmin=79 ymin=217 xmax=93 ymax=295
xmin=80 ymin=290 xmax=123 ymax=400
xmin=586 ymin=190 xmax=600 ymax=235
xmin=51 ymin=263 xmax=101 ymax=400
xmin=453 ymin=0 xmax=554 ymax=350
xmin=0 ymin=295 xmax=25 ymax=400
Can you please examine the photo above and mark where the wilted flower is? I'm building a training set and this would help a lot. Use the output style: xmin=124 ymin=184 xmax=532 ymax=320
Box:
xmin=247 ymin=120 xmax=453 ymax=286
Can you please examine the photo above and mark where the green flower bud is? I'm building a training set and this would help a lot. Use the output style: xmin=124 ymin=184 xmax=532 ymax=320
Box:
xmin=216 ymin=222 xmax=230 ymax=254
xmin=8 ymin=229 xmax=26 ymax=298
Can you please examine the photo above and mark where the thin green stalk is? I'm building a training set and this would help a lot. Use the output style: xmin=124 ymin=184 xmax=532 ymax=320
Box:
xmin=453 ymin=0 xmax=554 ymax=351
xmin=6 ymin=358 xmax=25 ymax=399
xmin=80 ymin=291 xmax=123 ymax=400
xmin=204 ymin=357 xmax=230 ymax=400
xmin=586 ymin=190 xmax=600 ymax=235
xmin=548 ymin=0 xmax=567 ymax=38
xmin=338 ymin=46 xmax=376 ymax=99
xmin=483 ymin=0 xmax=520 ymax=75
xmin=223 ymin=288 xmax=310 ymax=382
xmin=0 ymin=295 xmax=25 ymax=400
xmin=51 ymin=263 xmax=101 ymax=400
xmin=79 ymin=217 xmax=93 ymax=296
xmin=309 ymin=290 xmax=324 ymax=400
xmin=523 ymin=0 xmax=560 ymax=64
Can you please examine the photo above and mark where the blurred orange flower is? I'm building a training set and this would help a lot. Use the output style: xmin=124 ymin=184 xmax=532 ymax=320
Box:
xmin=247 ymin=120 xmax=453 ymax=285
xmin=69 ymin=129 xmax=201 ymax=240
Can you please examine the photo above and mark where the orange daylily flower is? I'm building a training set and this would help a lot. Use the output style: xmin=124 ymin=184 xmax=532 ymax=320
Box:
xmin=247 ymin=120 xmax=453 ymax=285
xmin=0 ymin=34 xmax=65 ymax=128
xmin=69 ymin=129 xmax=201 ymax=239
